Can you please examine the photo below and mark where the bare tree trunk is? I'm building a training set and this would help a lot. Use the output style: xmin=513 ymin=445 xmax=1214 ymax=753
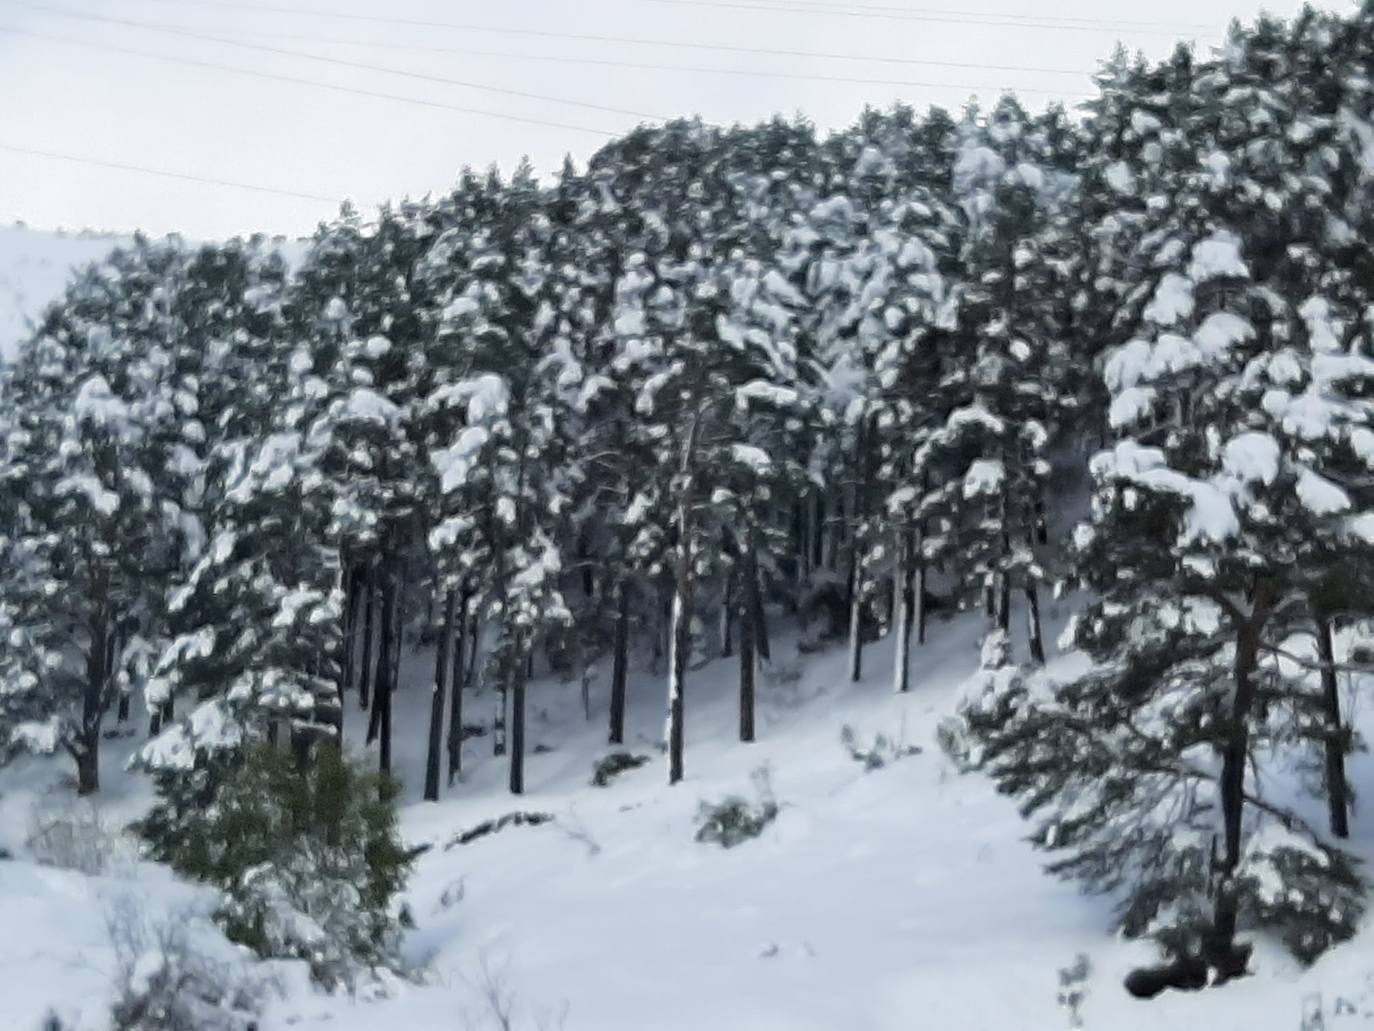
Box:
xmin=739 ymin=577 xmax=756 ymax=743
xmin=424 ymin=589 xmax=456 ymax=802
xmin=1213 ymin=615 xmax=1263 ymax=962
xmin=509 ymin=641 xmax=528 ymax=795
xmin=744 ymin=532 xmax=770 ymax=663
xmin=368 ymin=573 xmax=397 ymax=776
xmin=893 ymin=529 xmax=913 ymax=693
xmin=341 ymin=563 xmax=363 ymax=705
xmin=609 ymin=577 xmax=629 ymax=745
xmin=720 ymin=568 xmax=734 ymax=660
xmin=447 ymin=591 xmax=469 ymax=785
xmin=847 ymin=423 xmax=868 ymax=683
xmin=1315 ymin=608 xmax=1350 ymax=839
xmin=668 ymin=574 xmax=691 ymax=785
xmin=465 ymin=613 xmax=480 ymax=687
xmin=391 ymin=585 xmax=405 ymax=696
xmin=359 ymin=572 xmax=376 ymax=710
xmin=1025 ymin=583 xmax=1045 ymax=664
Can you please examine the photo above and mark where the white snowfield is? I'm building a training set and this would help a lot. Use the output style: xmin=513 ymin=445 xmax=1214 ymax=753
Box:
xmin=3 ymin=603 xmax=1373 ymax=1031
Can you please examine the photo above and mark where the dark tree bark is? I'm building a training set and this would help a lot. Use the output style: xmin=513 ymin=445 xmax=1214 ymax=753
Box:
xmin=1024 ymin=584 xmax=1046 ymax=665
xmin=609 ymin=578 xmax=629 ymax=745
xmin=720 ymin=568 xmax=734 ymax=660
xmin=424 ymin=589 xmax=456 ymax=802
xmin=77 ymin=590 xmax=110 ymax=794
xmin=391 ymin=586 xmax=405 ymax=695
xmin=368 ymin=574 xmax=397 ymax=777
xmin=509 ymin=641 xmax=528 ymax=794
xmin=744 ymin=534 xmax=770 ymax=663
xmin=447 ymin=591 xmax=469 ymax=785
xmin=738 ymin=581 xmax=756 ymax=743
xmin=1213 ymin=610 xmax=1265 ymax=958
xmin=846 ymin=420 xmax=870 ymax=684
xmin=466 ymin=613 xmax=480 ymax=687
xmin=358 ymin=572 xmax=376 ymax=710
xmin=893 ymin=530 xmax=913 ymax=694
xmin=1315 ymin=609 xmax=1350 ymax=839
xmin=341 ymin=563 xmax=363 ymax=705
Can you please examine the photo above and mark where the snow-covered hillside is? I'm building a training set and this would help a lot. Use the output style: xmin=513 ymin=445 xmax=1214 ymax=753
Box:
xmin=4 ymin=609 xmax=1374 ymax=1031
xmin=0 ymin=224 xmax=126 ymax=360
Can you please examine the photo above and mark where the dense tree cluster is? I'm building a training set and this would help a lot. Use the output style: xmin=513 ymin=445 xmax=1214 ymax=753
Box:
xmin=3 ymin=3 xmax=1374 ymax=981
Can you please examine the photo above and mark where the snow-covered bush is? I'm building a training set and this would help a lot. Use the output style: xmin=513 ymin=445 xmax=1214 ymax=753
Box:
xmin=590 ymin=751 xmax=649 ymax=787
xmin=695 ymin=767 xmax=779 ymax=849
xmin=106 ymin=896 xmax=269 ymax=1031
xmin=26 ymin=799 xmax=131 ymax=875
xmin=936 ymin=631 xmax=1026 ymax=772
xmin=136 ymin=743 xmax=413 ymax=990
xmin=839 ymin=724 xmax=921 ymax=771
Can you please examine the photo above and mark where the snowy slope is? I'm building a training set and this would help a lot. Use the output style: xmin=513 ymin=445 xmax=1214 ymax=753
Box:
xmin=6 ymin=599 xmax=1374 ymax=1031
xmin=0 ymin=224 xmax=127 ymax=361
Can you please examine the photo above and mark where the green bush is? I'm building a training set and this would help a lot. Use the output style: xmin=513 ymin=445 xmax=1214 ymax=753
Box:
xmin=137 ymin=743 xmax=413 ymax=990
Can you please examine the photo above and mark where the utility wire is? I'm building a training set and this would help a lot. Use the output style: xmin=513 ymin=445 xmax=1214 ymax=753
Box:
xmin=638 ymin=0 xmax=1193 ymax=35
xmin=120 ymin=0 xmax=1196 ymax=61
xmin=0 ymin=25 xmax=624 ymax=137
xmin=673 ymin=0 xmax=1214 ymax=33
xmin=182 ymin=27 xmax=1091 ymax=95
xmin=0 ymin=141 xmax=344 ymax=202
xmin=9 ymin=1 xmax=666 ymax=121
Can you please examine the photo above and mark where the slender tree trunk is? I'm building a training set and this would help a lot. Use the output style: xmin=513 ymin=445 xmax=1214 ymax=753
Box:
xmin=510 ymin=639 xmax=527 ymax=794
xmin=447 ymin=591 xmax=469 ymax=785
xmin=465 ymin=613 xmax=480 ymax=687
xmin=341 ymin=563 xmax=362 ymax=704
xmin=847 ymin=421 xmax=871 ymax=683
xmin=996 ymin=523 xmax=1011 ymax=634
xmin=744 ymin=533 xmax=770 ymax=663
xmin=668 ymin=576 xmax=691 ymax=784
xmin=819 ymin=489 xmax=834 ymax=571
xmin=1214 ymin=617 xmax=1262 ymax=957
xmin=378 ymin=578 xmax=396 ymax=777
xmin=78 ymin=597 xmax=110 ymax=794
xmin=109 ymin=633 xmax=128 ymax=724
xmin=392 ymin=586 xmax=405 ymax=696
xmin=720 ymin=568 xmax=734 ymax=660
xmin=494 ymin=681 xmax=507 ymax=757
xmin=609 ymin=577 xmax=629 ymax=745
xmin=893 ymin=530 xmax=913 ymax=693
xmin=1024 ymin=583 xmax=1045 ymax=665
xmin=424 ymin=589 xmax=456 ymax=802
xmin=739 ymin=579 xmax=756 ymax=743
xmin=359 ymin=573 xmax=376 ymax=710
xmin=368 ymin=573 xmax=396 ymax=763
xmin=1315 ymin=609 xmax=1350 ymax=839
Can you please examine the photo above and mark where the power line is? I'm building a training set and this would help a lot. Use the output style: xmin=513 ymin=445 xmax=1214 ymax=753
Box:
xmin=0 ymin=141 xmax=344 ymax=202
xmin=120 ymin=0 xmax=1192 ymax=63
xmin=691 ymin=0 xmax=1213 ymax=33
xmin=184 ymin=28 xmax=1091 ymax=95
xmin=638 ymin=0 xmax=1193 ymax=35
xmin=0 ymin=26 xmax=624 ymax=137
xmin=10 ymin=1 xmax=666 ymax=121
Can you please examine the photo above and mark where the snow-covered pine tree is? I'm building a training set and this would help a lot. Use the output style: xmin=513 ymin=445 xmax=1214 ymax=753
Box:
xmin=918 ymin=98 xmax=1079 ymax=666
xmin=140 ymin=237 xmax=344 ymax=760
xmin=0 ymin=237 xmax=198 ymax=791
xmin=965 ymin=16 xmax=1374 ymax=973
xmin=420 ymin=164 xmax=572 ymax=795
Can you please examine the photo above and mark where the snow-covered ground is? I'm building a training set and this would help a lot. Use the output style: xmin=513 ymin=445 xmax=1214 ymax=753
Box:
xmin=5 ymin=598 xmax=1374 ymax=1031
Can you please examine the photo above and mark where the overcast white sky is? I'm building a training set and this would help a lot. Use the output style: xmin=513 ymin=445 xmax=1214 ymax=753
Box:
xmin=0 ymin=0 xmax=1348 ymax=238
